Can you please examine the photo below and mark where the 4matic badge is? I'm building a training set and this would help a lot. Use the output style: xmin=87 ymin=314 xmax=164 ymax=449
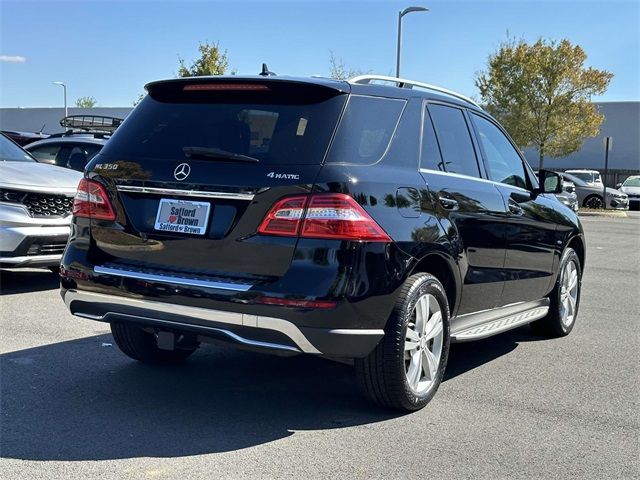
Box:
xmin=267 ymin=171 xmax=300 ymax=180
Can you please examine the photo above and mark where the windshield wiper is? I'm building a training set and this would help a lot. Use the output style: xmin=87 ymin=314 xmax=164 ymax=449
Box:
xmin=182 ymin=146 xmax=259 ymax=163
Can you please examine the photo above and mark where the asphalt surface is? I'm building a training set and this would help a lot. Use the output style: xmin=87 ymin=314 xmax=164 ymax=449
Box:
xmin=1 ymin=214 xmax=639 ymax=480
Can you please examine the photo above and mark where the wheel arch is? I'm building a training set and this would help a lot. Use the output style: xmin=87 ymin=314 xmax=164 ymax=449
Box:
xmin=582 ymin=193 xmax=603 ymax=208
xmin=409 ymin=252 xmax=461 ymax=315
xmin=566 ymin=234 xmax=586 ymax=271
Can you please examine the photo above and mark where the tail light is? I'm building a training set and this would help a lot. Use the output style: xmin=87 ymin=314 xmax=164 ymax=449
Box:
xmin=72 ymin=178 xmax=116 ymax=220
xmin=258 ymin=193 xmax=390 ymax=242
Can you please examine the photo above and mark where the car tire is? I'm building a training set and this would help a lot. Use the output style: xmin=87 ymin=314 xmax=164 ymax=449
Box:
xmin=355 ymin=273 xmax=450 ymax=411
xmin=110 ymin=322 xmax=199 ymax=364
xmin=531 ymin=247 xmax=582 ymax=337
xmin=583 ymin=195 xmax=604 ymax=209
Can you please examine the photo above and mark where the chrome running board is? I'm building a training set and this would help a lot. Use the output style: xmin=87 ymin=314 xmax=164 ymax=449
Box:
xmin=451 ymin=299 xmax=549 ymax=342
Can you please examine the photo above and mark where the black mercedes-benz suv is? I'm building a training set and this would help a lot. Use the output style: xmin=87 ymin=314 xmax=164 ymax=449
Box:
xmin=60 ymin=74 xmax=585 ymax=411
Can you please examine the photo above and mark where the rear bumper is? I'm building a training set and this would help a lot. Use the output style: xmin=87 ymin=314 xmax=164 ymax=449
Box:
xmin=62 ymin=289 xmax=385 ymax=357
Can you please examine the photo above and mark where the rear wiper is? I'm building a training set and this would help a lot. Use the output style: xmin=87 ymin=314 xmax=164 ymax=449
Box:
xmin=182 ymin=146 xmax=259 ymax=163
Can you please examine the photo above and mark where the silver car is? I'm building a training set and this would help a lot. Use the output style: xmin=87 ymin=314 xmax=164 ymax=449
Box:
xmin=0 ymin=133 xmax=81 ymax=269
xmin=559 ymin=172 xmax=629 ymax=210
xmin=618 ymin=175 xmax=640 ymax=211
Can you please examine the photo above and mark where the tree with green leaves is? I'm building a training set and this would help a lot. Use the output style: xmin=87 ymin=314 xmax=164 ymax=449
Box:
xmin=75 ymin=96 xmax=97 ymax=108
xmin=177 ymin=41 xmax=232 ymax=77
xmin=475 ymin=38 xmax=613 ymax=169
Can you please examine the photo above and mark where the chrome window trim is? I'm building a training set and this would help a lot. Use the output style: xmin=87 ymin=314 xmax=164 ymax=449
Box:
xmin=115 ymin=185 xmax=255 ymax=201
xmin=94 ymin=265 xmax=254 ymax=292
xmin=419 ymin=168 xmax=531 ymax=194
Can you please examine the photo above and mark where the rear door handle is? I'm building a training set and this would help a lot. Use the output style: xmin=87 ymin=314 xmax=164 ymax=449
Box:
xmin=438 ymin=197 xmax=459 ymax=210
xmin=508 ymin=199 xmax=524 ymax=215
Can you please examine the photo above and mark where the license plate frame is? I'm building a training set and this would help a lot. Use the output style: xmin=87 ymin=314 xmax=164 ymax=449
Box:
xmin=153 ymin=198 xmax=211 ymax=236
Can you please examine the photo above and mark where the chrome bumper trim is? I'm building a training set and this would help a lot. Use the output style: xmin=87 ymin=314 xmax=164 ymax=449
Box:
xmin=93 ymin=265 xmax=254 ymax=292
xmin=0 ymin=254 xmax=61 ymax=267
xmin=116 ymin=185 xmax=255 ymax=201
xmin=63 ymin=289 xmax=321 ymax=354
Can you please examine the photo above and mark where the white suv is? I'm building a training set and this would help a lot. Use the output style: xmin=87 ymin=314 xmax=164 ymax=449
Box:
xmin=565 ymin=169 xmax=603 ymax=187
xmin=0 ymin=133 xmax=81 ymax=269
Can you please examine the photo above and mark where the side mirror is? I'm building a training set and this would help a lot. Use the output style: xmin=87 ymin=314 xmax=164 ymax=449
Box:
xmin=616 ymin=183 xmax=622 ymax=189
xmin=538 ymin=170 xmax=563 ymax=194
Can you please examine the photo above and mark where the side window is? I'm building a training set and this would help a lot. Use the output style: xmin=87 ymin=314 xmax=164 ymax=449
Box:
xmin=428 ymin=104 xmax=480 ymax=177
xmin=326 ymin=96 xmax=405 ymax=165
xmin=472 ymin=114 xmax=527 ymax=189
xmin=28 ymin=144 xmax=62 ymax=164
xmin=420 ymin=108 xmax=444 ymax=171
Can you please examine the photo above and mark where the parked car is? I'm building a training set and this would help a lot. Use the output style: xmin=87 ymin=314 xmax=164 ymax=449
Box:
xmin=60 ymin=74 xmax=585 ymax=411
xmin=0 ymin=133 xmax=81 ymax=269
xmin=25 ymin=115 xmax=122 ymax=172
xmin=562 ymin=178 xmax=576 ymax=194
xmin=1 ymin=129 xmax=49 ymax=146
xmin=559 ymin=172 xmax=628 ymax=209
xmin=535 ymin=172 xmax=579 ymax=211
xmin=554 ymin=189 xmax=579 ymax=212
xmin=26 ymin=135 xmax=105 ymax=171
xmin=565 ymin=169 xmax=603 ymax=187
xmin=617 ymin=175 xmax=640 ymax=210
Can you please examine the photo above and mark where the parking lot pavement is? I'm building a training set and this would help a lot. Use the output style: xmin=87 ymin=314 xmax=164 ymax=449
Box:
xmin=1 ymin=216 xmax=638 ymax=480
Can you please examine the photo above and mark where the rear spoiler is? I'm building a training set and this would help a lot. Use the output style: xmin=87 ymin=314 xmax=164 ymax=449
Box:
xmin=144 ymin=76 xmax=351 ymax=104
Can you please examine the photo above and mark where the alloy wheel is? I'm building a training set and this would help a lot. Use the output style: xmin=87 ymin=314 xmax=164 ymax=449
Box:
xmin=585 ymin=196 xmax=604 ymax=209
xmin=404 ymin=293 xmax=444 ymax=394
xmin=559 ymin=260 xmax=579 ymax=327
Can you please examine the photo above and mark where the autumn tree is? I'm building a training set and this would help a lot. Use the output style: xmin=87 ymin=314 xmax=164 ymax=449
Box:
xmin=75 ymin=96 xmax=97 ymax=108
xmin=177 ymin=41 xmax=232 ymax=77
xmin=475 ymin=38 xmax=613 ymax=169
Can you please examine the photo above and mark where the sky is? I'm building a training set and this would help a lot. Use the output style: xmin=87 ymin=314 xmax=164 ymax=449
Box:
xmin=0 ymin=0 xmax=638 ymax=107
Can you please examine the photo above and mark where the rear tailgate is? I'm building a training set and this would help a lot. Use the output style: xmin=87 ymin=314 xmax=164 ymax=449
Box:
xmin=86 ymin=77 xmax=348 ymax=279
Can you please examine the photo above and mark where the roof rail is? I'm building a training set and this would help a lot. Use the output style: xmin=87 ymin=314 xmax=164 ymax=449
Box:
xmin=349 ymin=74 xmax=481 ymax=109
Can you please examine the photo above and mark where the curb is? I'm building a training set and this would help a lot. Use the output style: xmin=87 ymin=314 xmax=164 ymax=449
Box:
xmin=578 ymin=210 xmax=628 ymax=218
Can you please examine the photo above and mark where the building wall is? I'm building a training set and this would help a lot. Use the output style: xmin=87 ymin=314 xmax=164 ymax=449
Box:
xmin=523 ymin=101 xmax=640 ymax=172
xmin=0 ymin=107 xmax=133 ymax=134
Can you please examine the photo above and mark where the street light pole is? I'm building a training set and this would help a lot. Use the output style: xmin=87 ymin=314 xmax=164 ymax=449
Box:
xmin=53 ymin=82 xmax=67 ymax=118
xmin=395 ymin=6 xmax=428 ymax=78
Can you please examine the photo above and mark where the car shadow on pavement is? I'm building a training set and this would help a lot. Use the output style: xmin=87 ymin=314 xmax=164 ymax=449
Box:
xmin=0 ymin=269 xmax=60 ymax=295
xmin=445 ymin=325 xmax=544 ymax=381
xmin=0 ymin=327 xmax=542 ymax=461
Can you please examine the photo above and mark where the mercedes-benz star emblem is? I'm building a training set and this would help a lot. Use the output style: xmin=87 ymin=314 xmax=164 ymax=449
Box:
xmin=174 ymin=163 xmax=191 ymax=181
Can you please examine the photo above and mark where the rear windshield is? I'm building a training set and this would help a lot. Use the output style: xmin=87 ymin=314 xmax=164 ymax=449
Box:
xmin=100 ymin=87 xmax=346 ymax=165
